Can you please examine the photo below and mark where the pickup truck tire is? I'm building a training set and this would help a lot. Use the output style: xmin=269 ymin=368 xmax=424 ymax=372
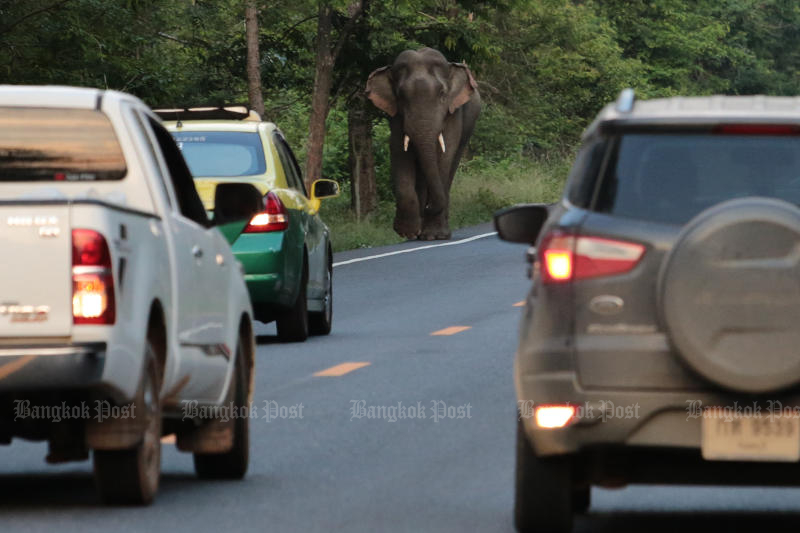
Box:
xmin=514 ymin=417 xmax=573 ymax=533
xmin=93 ymin=342 xmax=162 ymax=505
xmin=277 ymin=260 xmax=309 ymax=342
xmin=193 ymin=339 xmax=250 ymax=479
xmin=309 ymin=258 xmax=333 ymax=336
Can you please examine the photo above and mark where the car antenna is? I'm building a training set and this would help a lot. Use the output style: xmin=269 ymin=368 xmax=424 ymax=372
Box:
xmin=616 ymin=88 xmax=635 ymax=113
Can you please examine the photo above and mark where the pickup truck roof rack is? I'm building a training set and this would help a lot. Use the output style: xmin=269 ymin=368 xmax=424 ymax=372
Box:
xmin=153 ymin=105 xmax=261 ymax=122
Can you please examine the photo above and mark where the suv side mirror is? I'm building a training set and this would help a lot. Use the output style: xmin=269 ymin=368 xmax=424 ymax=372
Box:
xmin=494 ymin=204 xmax=550 ymax=244
xmin=309 ymin=179 xmax=340 ymax=212
xmin=213 ymin=183 xmax=264 ymax=225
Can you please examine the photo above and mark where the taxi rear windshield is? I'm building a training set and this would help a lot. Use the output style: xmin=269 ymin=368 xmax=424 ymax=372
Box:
xmin=0 ymin=107 xmax=127 ymax=181
xmin=171 ymin=131 xmax=267 ymax=178
xmin=596 ymin=132 xmax=800 ymax=224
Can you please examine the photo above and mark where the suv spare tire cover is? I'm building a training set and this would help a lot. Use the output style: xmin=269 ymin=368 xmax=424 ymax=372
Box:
xmin=659 ymin=197 xmax=800 ymax=394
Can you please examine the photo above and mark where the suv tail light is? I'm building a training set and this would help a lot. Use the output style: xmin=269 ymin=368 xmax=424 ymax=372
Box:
xmin=539 ymin=232 xmax=645 ymax=284
xmin=713 ymin=124 xmax=800 ymax=136
xmin=72 ymin=229 xmax=115 ymax=324
xmin=535 ymin=405 xmax=576 ymax=429
xmin=243 ymin=192 xmax=289 ymax=233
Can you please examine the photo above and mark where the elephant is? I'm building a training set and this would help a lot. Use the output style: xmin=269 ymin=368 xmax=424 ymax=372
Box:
xmin=366 ymin=47 xmax=480 ymax=240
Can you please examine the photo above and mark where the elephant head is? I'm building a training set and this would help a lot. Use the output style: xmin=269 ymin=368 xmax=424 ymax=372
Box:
xmin=366 ymin=48 xmax=478 ymax=219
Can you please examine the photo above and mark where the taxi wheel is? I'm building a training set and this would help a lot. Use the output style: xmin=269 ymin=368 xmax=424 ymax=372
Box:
xmin=277 ymin=260 xmax=309 ymax=342
xmin=309 ymin=257 xmax=333 ymax=336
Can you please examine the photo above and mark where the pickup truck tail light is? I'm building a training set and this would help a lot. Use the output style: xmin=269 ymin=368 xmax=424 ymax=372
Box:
xmin=539 ymin=232 xmax=645 ymax=284
xmin=72 ymin=229 xmax=116 ymax=325
xmin=244 ymin=192 xmax=289 ymax=233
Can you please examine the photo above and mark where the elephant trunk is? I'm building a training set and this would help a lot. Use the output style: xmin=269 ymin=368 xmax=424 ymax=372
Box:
xmin=411 ymin=132 xmax=447 ymax=216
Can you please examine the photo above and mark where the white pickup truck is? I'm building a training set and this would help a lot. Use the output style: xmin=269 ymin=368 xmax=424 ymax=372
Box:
xmin=0 ymin=86 xmax=258 ymax=504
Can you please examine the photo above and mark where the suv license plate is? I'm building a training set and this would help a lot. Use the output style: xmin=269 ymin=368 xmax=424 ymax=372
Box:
xmin=701 ymin=408 xmax=800 ymax=462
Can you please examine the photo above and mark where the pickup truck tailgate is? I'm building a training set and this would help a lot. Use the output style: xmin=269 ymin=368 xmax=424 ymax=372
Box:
xmin=0 ymin=205 xmax=72 ymax=337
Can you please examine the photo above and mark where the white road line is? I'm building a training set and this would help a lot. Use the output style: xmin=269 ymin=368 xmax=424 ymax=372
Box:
xmin=333 ymin=231 xmax=498 ymax=267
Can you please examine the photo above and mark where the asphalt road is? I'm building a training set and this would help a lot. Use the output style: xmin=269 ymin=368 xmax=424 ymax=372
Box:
xmin=3 ymin=223 xmax=800 ymax=532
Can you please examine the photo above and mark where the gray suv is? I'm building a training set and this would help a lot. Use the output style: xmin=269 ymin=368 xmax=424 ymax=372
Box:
xmin=496 ymin=89 xmax=800 ymax=532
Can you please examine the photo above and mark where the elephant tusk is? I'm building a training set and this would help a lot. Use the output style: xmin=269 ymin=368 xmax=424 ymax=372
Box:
xmin=404 ymin=135 xmax=410 ymax=152
xmin=438 ymin=133 xmax=446 ymax=153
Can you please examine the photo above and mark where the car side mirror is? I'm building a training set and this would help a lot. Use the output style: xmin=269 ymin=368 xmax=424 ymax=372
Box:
xmin=309 ymin=179 xmax=340 ymax=212
xmin=311 ymin=179 xmax=340 ymax=200
xmin=494 ymin=204 xmax=550 ymax=244
xmin=213 ymin=183 xmax=264 ymax=226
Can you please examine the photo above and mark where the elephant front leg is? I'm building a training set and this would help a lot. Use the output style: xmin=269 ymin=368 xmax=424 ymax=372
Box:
xmin=392 ymin=165 xmax=422 ymax=240
xmin=419 ymin=202 xmax=451 ymax=241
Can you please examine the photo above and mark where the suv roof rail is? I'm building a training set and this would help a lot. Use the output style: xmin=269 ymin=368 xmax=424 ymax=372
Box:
xmin=615 ymin=88 xmax=635 ymax=113
xmin=153 ymin=105 xmax=261 ymax=122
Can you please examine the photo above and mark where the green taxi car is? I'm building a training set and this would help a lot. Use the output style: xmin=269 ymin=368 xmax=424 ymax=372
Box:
xmin=159 ymin=106 xmax=339 ymax=342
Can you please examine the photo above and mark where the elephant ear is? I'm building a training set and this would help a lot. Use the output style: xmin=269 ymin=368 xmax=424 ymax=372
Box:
xmin=366 ymin=66 xmax=397 ymax=117
xmin=448 ymin=62 xmax=478 ymax=114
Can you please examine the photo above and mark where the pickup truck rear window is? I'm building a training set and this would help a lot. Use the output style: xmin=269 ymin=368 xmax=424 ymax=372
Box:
xmin=171 ymin=131 xmax=267 ymax=178
xmin=596 ymin=132 xmax=800 ymax=224
xmin=0 ymin=107 xmax=126 ymax=181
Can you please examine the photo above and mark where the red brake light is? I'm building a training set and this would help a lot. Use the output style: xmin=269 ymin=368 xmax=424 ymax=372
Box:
xmin=244 ymin=192 xmax=289 ymax=233
xmin=539 ymin=232 xmax=645 ymax=283
xmin=72 ymin=229 xmax=115 ymax=325
xmin=72 ymin=229 xmax=112 ymax=267
xmin=713 ymin=124 xmax=800 ymax=136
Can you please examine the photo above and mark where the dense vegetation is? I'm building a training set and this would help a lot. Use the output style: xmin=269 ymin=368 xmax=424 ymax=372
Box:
xmin=4 ymin=0 xmax=800 ymax=248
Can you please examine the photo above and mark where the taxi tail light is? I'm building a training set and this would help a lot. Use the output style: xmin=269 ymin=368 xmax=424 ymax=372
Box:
xmin=244 ymin=191 xmax=289 ymax=233
xmin=72 ymin=229 xmax=115 ymax=325
xmin=539 ymin=232 xmax=645 ymax=284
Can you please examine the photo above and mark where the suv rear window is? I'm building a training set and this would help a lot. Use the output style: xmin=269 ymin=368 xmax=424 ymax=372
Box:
xmin=172 ymin=131 xmax=266 ymax=178
xmin=0 ymin=107 xmax=126 ymax=181
xmin=596 ymin=132 xmax=800 ymax=224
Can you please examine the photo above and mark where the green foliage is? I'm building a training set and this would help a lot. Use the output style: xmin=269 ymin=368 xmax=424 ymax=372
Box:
xmin=322 ymin=154 xmax=570 ymax=252
xmin=8 ymin=0 xmax=800 ymax=250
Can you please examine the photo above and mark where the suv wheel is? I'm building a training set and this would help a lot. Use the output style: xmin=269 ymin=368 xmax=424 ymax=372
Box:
xmin=93 ymin=341 xmax=162 ymax=505
xmin=514 ymin=417 xmax=573 ymax=533
xmin=573 ymin=486 xmax=591 ymax=514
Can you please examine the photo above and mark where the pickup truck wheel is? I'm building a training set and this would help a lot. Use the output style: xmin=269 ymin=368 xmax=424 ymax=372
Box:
xmin=309 ymin=259 xmax=333 ymax=336
xmin=514 ymin=417 xmax=573 ymax=533
xmin=93 ymin=343 xmax=162 ymax=505
xmin=277 ymin=264 xmax=309 ymax=342
xmin=194 ymin=341 xmax=250 ymax=479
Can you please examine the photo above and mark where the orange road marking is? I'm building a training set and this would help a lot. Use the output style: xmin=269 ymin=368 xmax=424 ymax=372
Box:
xmin=513 ymin=301 xmax=525 ymax=307
xmin=161 ymin=435 xmax=176 ymax=445
xmin=0 ymin=355 xmax=35 ymax=380
xmin=314 ymin=362 xmax=371 ymax=377
xmin=431 ymin=326 xmax=471 ymax=336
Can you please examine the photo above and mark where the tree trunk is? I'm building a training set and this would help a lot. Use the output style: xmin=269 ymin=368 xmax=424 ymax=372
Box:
xmin=305 ymin=1 xmax=364 ymax=191
xmin=245 ymin=0 xmax=264 ymax=117
xmin=305 ymin=3 xmax=334 ymax=190
xmin=348 ymin=95 xmax=377 ymax=218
